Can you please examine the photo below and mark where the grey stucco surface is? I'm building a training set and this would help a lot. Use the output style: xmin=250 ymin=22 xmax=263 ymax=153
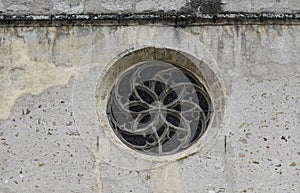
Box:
xmin=0 ymin=24 xmax=299 ymax=193
xmin=0 ymin=0 xmax=299 ymax=15
xmin=0 ymin=1 xmax=300 ymax=193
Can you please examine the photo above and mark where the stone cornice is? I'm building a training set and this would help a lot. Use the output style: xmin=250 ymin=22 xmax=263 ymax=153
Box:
xmin=0 ymin=12 xmax=299 ymax=27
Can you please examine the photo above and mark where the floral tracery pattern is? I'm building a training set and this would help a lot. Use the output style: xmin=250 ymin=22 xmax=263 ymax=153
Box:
xmin=107 ymin=61 xmax=213 ymax=155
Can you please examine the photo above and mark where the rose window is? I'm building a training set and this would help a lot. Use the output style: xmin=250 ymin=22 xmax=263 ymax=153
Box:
xmin=107 ymin=60 xmax=213 ymax=155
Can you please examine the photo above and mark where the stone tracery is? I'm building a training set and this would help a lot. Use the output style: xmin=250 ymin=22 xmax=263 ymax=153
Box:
xmin=107 ymin=60 xmax=212 ymax=155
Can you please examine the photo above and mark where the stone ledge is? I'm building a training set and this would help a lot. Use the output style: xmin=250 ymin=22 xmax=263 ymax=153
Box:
xmin=0 ymin=12 xmax=299 ymax=26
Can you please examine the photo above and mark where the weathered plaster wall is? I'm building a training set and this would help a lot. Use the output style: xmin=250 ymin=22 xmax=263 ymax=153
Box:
xmin=0 ymin=1 xmax=299 ymax=193
xmin=0 ymin=0 xmax=299 ymax=15
xmin=0 ymin=24 xmax=299 ymax=193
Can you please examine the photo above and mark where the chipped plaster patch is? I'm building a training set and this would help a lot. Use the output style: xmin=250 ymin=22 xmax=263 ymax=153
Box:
xmin=157 ymin=0 xmax=187 ymax=11
xmin=91 ymin=138 xmax=111 ymax=193
xmin=0 ymin=1 xmax=4 ymax=12
xmin=0 ymin=37 xmax=97 ymax=120
xmin=135 ymin=0 xmax=159 ymax=12
xmin=153 ymin=162 xmax=187 ymax=193
xmin=53 ymin=1 xmax=84 ymax=14
xmin=6 ymin=5 xmax=29 ymax=12
xmin=100 ymin=0 xmax=136 ymax=12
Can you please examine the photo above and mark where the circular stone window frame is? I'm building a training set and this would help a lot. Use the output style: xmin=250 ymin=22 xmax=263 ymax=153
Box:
xmin=96 ymin=47 xmax=226 ymax=162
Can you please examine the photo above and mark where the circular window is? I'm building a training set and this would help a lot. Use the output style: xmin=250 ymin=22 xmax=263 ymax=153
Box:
xmin=107 ymin=60 xmax=212 ymax=156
